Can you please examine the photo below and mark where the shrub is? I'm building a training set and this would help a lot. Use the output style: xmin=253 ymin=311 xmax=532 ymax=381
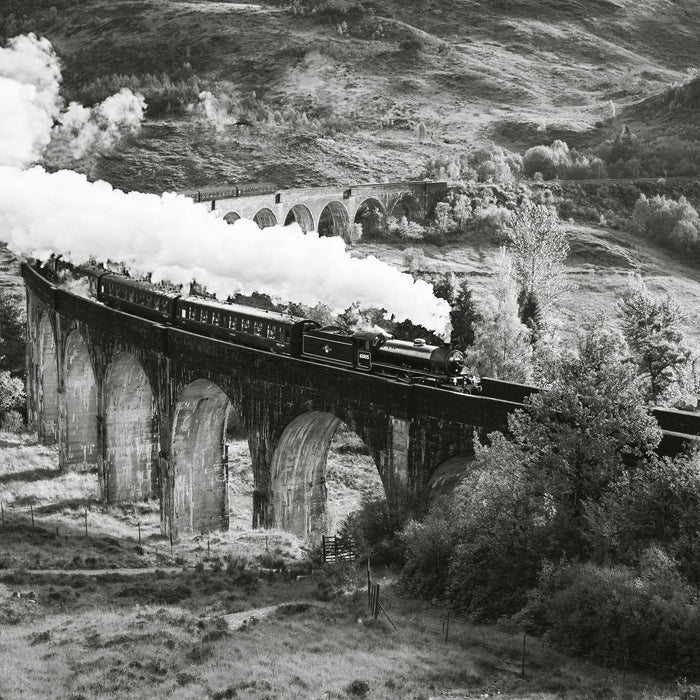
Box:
xmin=339 ymin=491 xmax=419 ymax=567
xmin=0 ymin=371 xmax=24 ymax=425
xmin=400 ymin=502 xmax=460 ymax=600
xmin=531 ymin=558 xmax=700 ymax=671
xmin=522 ymin=140 xmax=607 ymax=180
xmin=632 ymin=194 xmax=700 ymax=257
xmin=387 ymin=215 xmax=425 ymax=240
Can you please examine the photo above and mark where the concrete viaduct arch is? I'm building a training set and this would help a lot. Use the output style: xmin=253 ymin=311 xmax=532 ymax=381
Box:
xmin=103 ymin=352 xmax=156 ymax=502
xmin=202 ymin=181 xmax=448 ymax=239
xmin=63 ymin=330 xmax=99 ymax=468
xmin=37 ymin=312 xmax=58 ymax=444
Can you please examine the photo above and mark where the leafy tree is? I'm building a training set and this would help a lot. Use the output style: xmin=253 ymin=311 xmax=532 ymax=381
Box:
xmin=443 ymin=323 xmax=660 ymax=619
xmin=466 ymin=248 xmax=532 ymax=380
xmin=586 ymin=451 xmax=700 ymax=586
xmin=432 ymin=272 xmax=456 ymax=303
xmin=507 ymin=202 xmax=570 ymax=331
xmin=0 ymin=289 xmax=25 ymax=374
xmin=617 ymin=274 xmax=693 ymax=406
xmin=449 ymin=279 xmax=479 ymax=350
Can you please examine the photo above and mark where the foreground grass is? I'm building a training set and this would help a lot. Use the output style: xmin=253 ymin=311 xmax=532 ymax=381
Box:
xmin=0 ymin=576 xmax=685 ymax=700
xmin=0 ymin=431 xmax=689 ymax=698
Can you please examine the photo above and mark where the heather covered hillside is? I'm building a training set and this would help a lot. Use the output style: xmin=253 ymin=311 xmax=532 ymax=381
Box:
xmin=0 ymin=0 xmax=698 ymax=191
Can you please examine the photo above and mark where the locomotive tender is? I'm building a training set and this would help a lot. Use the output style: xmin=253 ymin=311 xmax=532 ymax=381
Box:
xmin=44 ymin=258 xmax=470 ymax=389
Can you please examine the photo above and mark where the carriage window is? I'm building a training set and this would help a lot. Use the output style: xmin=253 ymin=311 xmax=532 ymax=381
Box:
xmin=212 ymin=311 xmax=221 ymax=325
xmin=228 ymin=315 xmax=236 ymax=329
xmin=181 ymin=308 xmax=186 ymax=318
xmin=267 ymin=325 xmax=277 ymax=339
xmin=254 ymin=321 xmax=264 ymax=335
xmin=241 ymin=318 xmax=251 ymax=332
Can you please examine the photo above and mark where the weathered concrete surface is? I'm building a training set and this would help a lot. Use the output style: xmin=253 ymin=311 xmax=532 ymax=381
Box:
xmin=270 ymin=412 xmax=341 ymax=537
xmin=63 ymin=330 xmax=99 ymax=468
xmin=104 ymin=352 xmax=156 ymax=502
xmin=37 ymin=313 xmax=58 ymax=444
xmin=170 ymin=379 xmax=230 ymax=535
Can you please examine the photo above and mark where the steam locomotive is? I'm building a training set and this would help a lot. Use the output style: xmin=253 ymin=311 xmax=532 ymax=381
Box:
xmin=43 ymin=258 xmax=472 ymax=390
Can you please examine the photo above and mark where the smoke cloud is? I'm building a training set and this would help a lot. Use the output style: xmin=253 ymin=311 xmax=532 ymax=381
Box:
xmin=198 ymin=90 xmax=234 ymax=133
xmin=52 ymin=88 xmax=146 ymax=159
xmin=0 ymin=34 xmax=450 ymax=334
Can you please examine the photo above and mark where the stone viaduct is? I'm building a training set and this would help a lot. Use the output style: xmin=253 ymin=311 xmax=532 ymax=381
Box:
xmin=183 ymin=180 xmax=448 ymax=237
xmin=24 ymin=262 xmax=527 ymax=539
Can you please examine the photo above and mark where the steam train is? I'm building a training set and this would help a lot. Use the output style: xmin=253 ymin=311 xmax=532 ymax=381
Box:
xmin=41 ymin=258 xmax=472 ymax=390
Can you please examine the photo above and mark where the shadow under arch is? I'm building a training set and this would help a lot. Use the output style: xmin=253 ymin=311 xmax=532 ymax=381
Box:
xmin=37 ymin=313 xmax=58 ymax=445
xmin=284 ymin=204 xmax=314 ymax=233
xmin=223 ymin=211 xmax=241 ymax=224
xmin=354 ymin=197 xmax=387 ymax=238
xmin=103 ymin=352 xmax=156 ymax=503
xmin=253 ymin=208 xmax=277 ymax=229
xmin=269 ymin=411 xmax=385 ymax=538
xmin=318 ymin=201 xmax=351 ymax=239
xmin=170 ymin=378 xmax=231 ymax=536
xmin=64 ymin=330 xmax=99 ymax=468
xmin=390 ymin=193 xmax=422 ymax=222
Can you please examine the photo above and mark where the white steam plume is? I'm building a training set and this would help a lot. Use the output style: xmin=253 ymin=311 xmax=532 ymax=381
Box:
xmin=0 ymin=34 xmax=62 ymax=167
xmin=52 ymin=88 xmax=146 ymax=159
xmin=0 ymin=35 xmax=450 ymax=334
xmin=198 ymin=90 xmax=234 ymax=133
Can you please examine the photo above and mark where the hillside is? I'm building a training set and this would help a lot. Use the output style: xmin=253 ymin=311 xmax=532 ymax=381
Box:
xmin=2 ymin=0 xmax=698 ymax=190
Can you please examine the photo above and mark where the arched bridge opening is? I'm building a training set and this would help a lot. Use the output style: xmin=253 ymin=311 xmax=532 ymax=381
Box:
xmin=390 ymin=193 xmax=422 ymax=222
xmin=223 ymin=211 xmax=241 ymax=224
xmin=38 ymin=313 xmax=58 ymax=445
xmin=253 ymin=208 xmax=277 ymax=229
xmin=64 ymin=330 xmax=99 ymax=468
xmin=318 ymin=201 xmax=351 ymax=240
xmin=270 ymin=411 xmax=384 ymax=538
xmin=354 ymin=198 xmax=387 ymax=239
xmin=171 ymin=379 xmax=230 ymax=536
xmin=284 ymin=204 xmax=314 ymax=233
xmin=103 ymin=353 xmax=156 ymax=503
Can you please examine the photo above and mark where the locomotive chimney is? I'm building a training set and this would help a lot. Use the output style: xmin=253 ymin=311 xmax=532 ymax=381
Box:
xmin=413 ymin=338 xmax=426 ymax=347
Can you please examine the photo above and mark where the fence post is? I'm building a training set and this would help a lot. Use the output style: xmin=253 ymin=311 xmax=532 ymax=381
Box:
xmin=367 ymin=556 xmax=371 ymax=606
xmin=2 ymin=500 xmax=5 ymax=526
xmin=30 ymin=503 xmax=35 ymax=529
xmin=444 ymin=610 xmax=450 ymax=642
xmin=137 ymin=522 xmax=141 ymax=546
xmin=521 ymin=634 xmax=526 ymax=678
xmin=322 ymin=535 xmax=326 ymax=564
xmin=84 ymin=509 xmax=88 ymax=537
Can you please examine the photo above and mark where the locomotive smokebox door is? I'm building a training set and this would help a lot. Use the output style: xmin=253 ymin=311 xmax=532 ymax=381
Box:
xmin=355 ymin=339 xmax=372 ymax=371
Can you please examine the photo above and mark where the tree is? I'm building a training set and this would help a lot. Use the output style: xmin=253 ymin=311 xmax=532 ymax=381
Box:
xmin=507 ymin=202 xmax=570 ymax=332
xmin=449 ymin=279 xmax=479 ymax=349
xmin=617 ymin=274 xmax=693 ymax=406
xmin=0 ymin=289 xmax=25 ymax=374
xmin=466 ymin=248 xmax=532 ymax=380
xmin=443 ymin=323 xmax=661 ymax=619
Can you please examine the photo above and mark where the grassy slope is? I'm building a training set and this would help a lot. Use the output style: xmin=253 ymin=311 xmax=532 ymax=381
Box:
xmin=4 ymin=0 xmax=697 ymax=190
xmin=6 ymin=433 xmax=682 ymax=699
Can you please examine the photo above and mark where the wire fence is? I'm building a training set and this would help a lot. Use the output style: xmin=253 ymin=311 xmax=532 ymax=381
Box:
xmin=363 ymin=566 xmax=700 ymax=693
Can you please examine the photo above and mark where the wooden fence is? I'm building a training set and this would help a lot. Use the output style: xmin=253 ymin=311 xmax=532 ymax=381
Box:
xmin=321 ymin=535 xmax=356 ymax=563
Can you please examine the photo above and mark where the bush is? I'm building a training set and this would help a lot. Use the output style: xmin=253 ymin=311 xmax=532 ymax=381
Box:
xmin=339 ymin=492 xmax=418 ymax=567
xmin=0 ymin=371 xmax=24 ymax=425
xmin=522 ymin=140 xmax=607 ymax=180
xmin=632 ymin=193 xmax=700 ymax=257
xmin=400 ymin=502 xmax=460 ymax=600
xmin=528 ymin=557 xmax=700 ymax=671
